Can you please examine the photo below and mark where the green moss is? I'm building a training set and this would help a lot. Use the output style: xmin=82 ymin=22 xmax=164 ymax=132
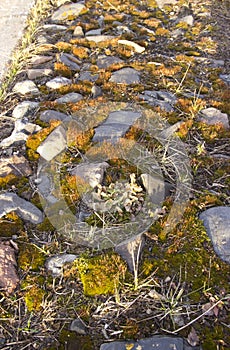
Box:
xmin=0 ymin=212 xmax=24 ymax=237
xmin=76 ymin=252 xmax=127 ymax=296
xmin=18 ymin=243 xmax=46 ymax=272
xmin=24 ymin=285 xmax=45 ymax=312
xmin=59 ymin=330 xmax=93 ymax=350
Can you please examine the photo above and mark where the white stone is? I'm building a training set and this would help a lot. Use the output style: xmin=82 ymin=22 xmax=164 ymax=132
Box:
xmin=37 ymin=125 xmax=67 ymax=161
xmin=118 ymin=40 xmax=145 ymax=53
xmin=12 ymin=101 xmax=39 ymax=119
xmin=13 ymin=80 xmax=39 ymax=95
xmin=46 ymin=76 xmax=72 ymax=89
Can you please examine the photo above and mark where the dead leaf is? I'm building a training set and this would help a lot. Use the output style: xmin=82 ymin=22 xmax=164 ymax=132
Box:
xmin=202 ymin=302 xmax=214 ymax=316
xmin=0 ymin=241 xmax=19 ymax=294
xmin=187 ymin=327 xmax=199 ymax=346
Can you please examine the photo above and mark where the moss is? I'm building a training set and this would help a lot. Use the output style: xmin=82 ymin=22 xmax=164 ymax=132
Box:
xmin=0 ymin=212 xmax=24 ymax=237
xmin=59 ymin=330 xmax=93 ymax=350
xmin=142 ymin=201 xmax=230 ymax=304
xmin=25 ymin=285 xmax=45 ymax=312
xmin=18 ymin=243 xmax=46 ymax=272
xmin=55 ymin=41 xmax=72 ymax=53
xmin=72 ymin=46 xmax=89 ymax=59
xmin=54 ymin=62 xmax=72 ymax=78
xmin=76 ymin=252 xmax=127 ymax=296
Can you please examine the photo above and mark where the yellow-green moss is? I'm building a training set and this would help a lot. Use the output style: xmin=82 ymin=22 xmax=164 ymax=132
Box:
xmin=0 ymin=212 xmax=24 ymax=237
xmin=59 ymin=330 xmax=93 ymax=350
xmin=24 ymin=285 xmax=45 ymax=312
xmin=76 ymin=253 xmax=127 ymax=296
xmin=18 ymin=243 xmax=46 ymax=272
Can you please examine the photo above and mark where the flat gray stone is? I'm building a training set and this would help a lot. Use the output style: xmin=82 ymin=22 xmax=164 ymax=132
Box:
xmin=71 ymin=162 xmax=109 ymax=189
xmin=86 ymin=28 xmax=102 ymax=36
xmin=70 ymin=318 xmax=87 ymax=335
xmin=100 ymin=335 xmax=200 ymax=350
xmin=55 ymin=92 xmax=83 ymax=103
xmin=139 ymin=90 xmax=177 ymax=112
xmin=141 ymin=174 xmax=166 ymax=205
xmin=37 ymin=125 xmax=67 ymax=161
xmin=115 ymin=234 xmax=145 ymax=273
xmin=0 ymin=192 xmax=43 ymax=224
xmin=0 ymin=120 xmax=41 ymax=148
xmin=59 ymin=53 xmax=81 ymax=71
xmin=12 ymin=101 xmax=39 ymax=120
xmin=13 ymin=80 xmax=39 ymax=95
xmin=199 ymin=206 xmax=230 ymax=264
xmin=51 ymin=3 xmax=86 ymax=23
xmin=93 ymin=110 xmax=141 ymax=143
xmin=77 ymin=71 xmax=99 ymax=82
xmin=86 ymin=35 xmax=115 ymax=43
xmin=46 ymin=76 xmax=72 ymax=89
xmin=198 ymin=107 xmax=229 ymax=129
xmin=35 ymin=173 xmax=58 ymax=204
xmin=219 ymin=74 xmax=230 ymax=84
xmin=0 ymin=155 xmax=32 ymax=177
xmin=30 ymin=55 xmax=53 ymax=66
xmin=40 ymin=110 xmax=71 ymax=123
xmin=96 ymin=55 xmax=123 ymax=69
xmin=109 ymin=67 xmax=140 ymax=84
xmin=46 ymin=254 xmax=77 ymax=276
xmin=27 ymin=68 xmax=53 ymax=80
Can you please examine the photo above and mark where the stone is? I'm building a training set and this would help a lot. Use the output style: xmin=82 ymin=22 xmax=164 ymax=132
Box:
xmin=59 ymin=53 xmax=81 ymax=71
xmin=92 ymin=110 xmax=141 ymax=143
xmin=27 ymin=68 xmax=53 ymax=80
xmin=85 ymin=29 xmax=102 ymax=36
xmin=199 ymin=206 xmax=230 ymax=264
xmin=109 ymin=67 xmax=140 ymax=84
xmin=12 ymin=101 xmax=39 ymax=120
xmin=115 ymin=234 xmax=145 ymax=273
xmin=35 ymin=173 xmax=58 ymax=204
xmin=46 ymin=76 xmax=72 ymax=89
xmin=85 ymin=35 xmax=115 ymax=43
xmin=0 ymin=242 xmax=19 ymax=295
xmin=139 ymin=90 xmax=177 ymax=112
xmin=219 ymin=74 xmax=230 ymax=85
xmin=0 ymin=155 xmax=32 ymax=177
xmin=0 ymin=120 xmax=41 ymax=148
xmin=73 ymin=25 xmax=84 ymax=37
xmin=69 ymin=318 xmax=87 ymax=335
xmin=55 ymin=92 xmax=83 ymax=103
xmin=118 ymin=39 xmax=145 ymax=53
xmin=198 ymin=107 xmax=229 ymax=129
xmin=30 ymin=55 xmax=53 ymax=65
xmin=71 ymin=162 xmax=109 ymax=188
xmin=141 ymin=174 xmax=166 ymax=205
xmin=37 ymin=125 xmax=67 ymax=161
xmin=51 ymin=3 xmax=86 ymax=23
xmin=13 ymin=80 xmax=39 ymax=95
xmin=43 ymin=24 xmax=67 ymax=32
xmin=96 ymin=55 xmax=123 ymax=69
xmin=0 ymin=192 xmax=43 ymax=224
xmin=91 ymin=85 xmax=102 ymax=98
xmin=178 ymin=15 xmax=194 ymax=26
xmin=46 ymin=254 xmax=77 ymax=276
xmin=77 ymin=71 xmax=99 ymax=82
xmin=39 ymin=110 xmax=71 ymax=123
xmin=100 ymin=335 xmax=200 ymax=350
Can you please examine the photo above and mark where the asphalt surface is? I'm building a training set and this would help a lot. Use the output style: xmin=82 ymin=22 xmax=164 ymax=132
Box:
xmin=0 ymin=0 xmax=35 ymax=83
